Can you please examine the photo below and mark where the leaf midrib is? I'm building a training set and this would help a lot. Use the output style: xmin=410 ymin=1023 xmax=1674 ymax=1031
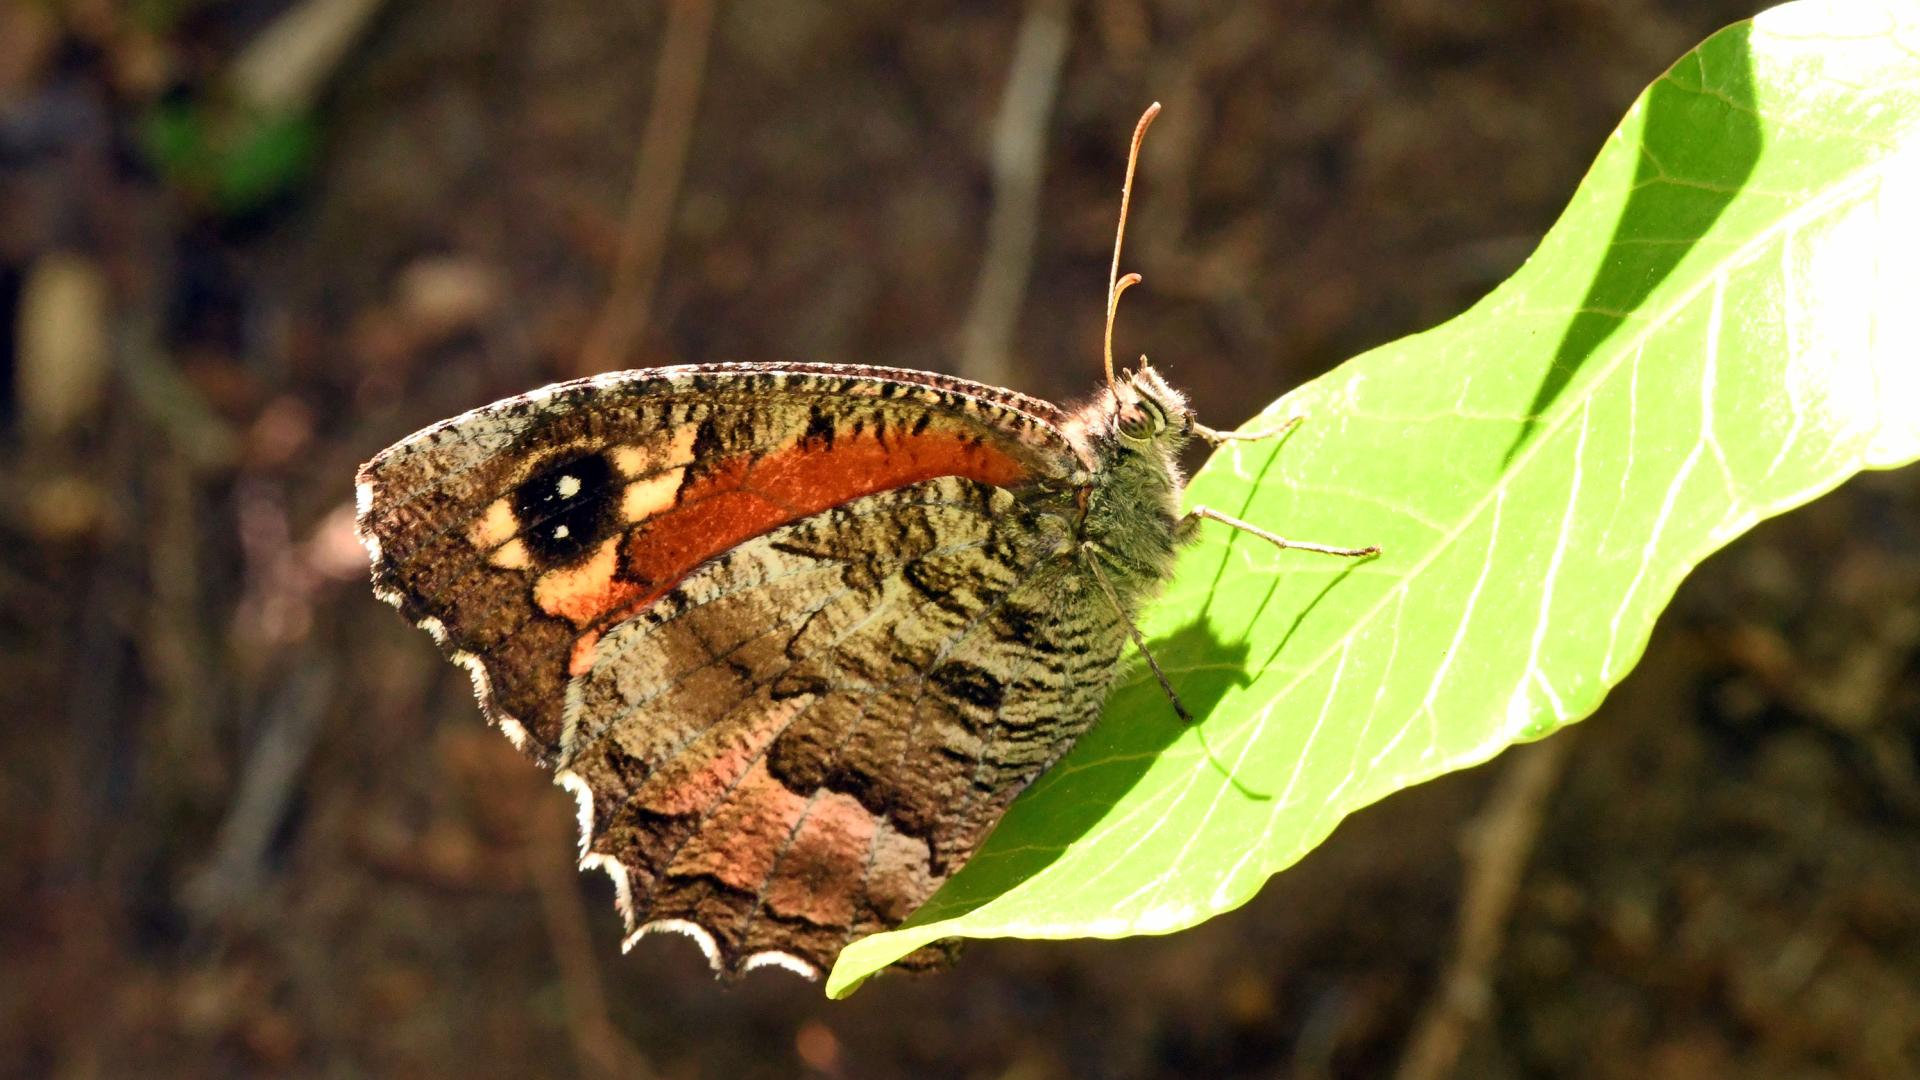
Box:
xmin=1180 ymin=147 xmax=1896 ymax=765
xmin=1056 ymin=142 xmax=1905 ymax=936
xmin=1067 ymin=155 xmax=1889 ymax=912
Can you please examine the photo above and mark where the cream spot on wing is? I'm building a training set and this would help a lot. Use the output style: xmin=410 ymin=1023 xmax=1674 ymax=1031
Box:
xmin=552 ymin=523 xmax=571 ymax=540
xmin=489 ymin=538 xmax=530 ymax=569
xmin=556 ymin=473 xmax=582 ymax=500
xmin=662 ymin=424 xmax=702 ymax=468
xmin=609 ymin=426 xmax=702 ymax=479
xmin=621 ymin=468 xmax=685 ymax=522
xmin=532 ymin=535 xmax=623 ymax=625
xmin=467 ymin=497 xmax=519 ymax=549
xmin=610 ymin=445 xmax=647 ymax=477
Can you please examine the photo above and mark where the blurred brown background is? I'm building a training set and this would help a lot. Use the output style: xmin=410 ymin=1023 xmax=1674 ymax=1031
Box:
xmin=5 ymin=1 xmax=1918 ymax=1077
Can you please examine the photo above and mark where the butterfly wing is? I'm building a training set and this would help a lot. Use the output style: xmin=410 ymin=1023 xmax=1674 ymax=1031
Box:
xmin=357 ymin=363 xmax=1082 ymax=760
xmin=356 ymin=363 xmax=1123 ymax=976
xmin=561 ymin=474 xmax=1127 ymax=976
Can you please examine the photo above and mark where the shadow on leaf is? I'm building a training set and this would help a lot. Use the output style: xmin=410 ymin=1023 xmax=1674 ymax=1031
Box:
xmin=1505 ymin=24 xmax=1761 ymax=462
xmin=894 ymin=618 xmax=1251 ymax=931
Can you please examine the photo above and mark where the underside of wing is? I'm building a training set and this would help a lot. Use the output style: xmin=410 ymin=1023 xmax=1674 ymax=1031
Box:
xmin=556 ymin=476 xmax=1128 ymax=978
xmin=354 ymin=363 xmax=1084 ymax=763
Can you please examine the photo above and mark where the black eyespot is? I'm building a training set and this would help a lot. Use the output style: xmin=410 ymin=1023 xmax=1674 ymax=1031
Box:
xmin=512 ymin=451 xmax=617 ymax=565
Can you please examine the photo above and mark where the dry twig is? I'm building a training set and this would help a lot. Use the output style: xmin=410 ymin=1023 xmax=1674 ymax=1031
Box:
xmin=1393 ymin=734 xmax=1577 ymax=1080
xmin=229 ymin=0 xmax=391 ymax=114
xmin=578 ymin=0 xmax=717 ymax=375
xmin=955 ymin=0 xmax=1072 ymax=389
xmin=527 ymin=793 xmax=654 ymax=1079
xmin=182 ymin=659 xmax=336 ymax=920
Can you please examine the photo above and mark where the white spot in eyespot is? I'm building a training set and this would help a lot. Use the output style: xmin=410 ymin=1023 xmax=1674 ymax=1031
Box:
xmin=553 ymin=524 xmax=571 ymax=540
xmin=557 ymin=474 xmax=581 ymax=500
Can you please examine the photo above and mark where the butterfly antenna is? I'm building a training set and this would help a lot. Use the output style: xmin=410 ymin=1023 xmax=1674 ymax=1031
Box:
xmin=1105 ymin=101 xmax=1160 ymax=390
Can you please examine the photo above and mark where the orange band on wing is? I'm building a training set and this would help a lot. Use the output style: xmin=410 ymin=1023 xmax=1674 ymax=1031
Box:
xmin=546 ymin=427 xmax=1029 ymax=674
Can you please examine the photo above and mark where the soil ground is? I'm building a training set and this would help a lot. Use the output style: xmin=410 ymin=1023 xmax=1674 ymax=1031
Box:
xmin=3 ymin=2 xmax=1915 ymax=1077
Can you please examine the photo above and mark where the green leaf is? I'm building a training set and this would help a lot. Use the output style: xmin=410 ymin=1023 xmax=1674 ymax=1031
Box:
xmin=827 ymin=0 xmax=1920 ymax=996
xmin=141 ymin=99 xmax=318 ymax=217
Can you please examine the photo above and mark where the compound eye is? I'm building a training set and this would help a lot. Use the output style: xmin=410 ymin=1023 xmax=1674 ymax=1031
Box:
xmin=1118 ymin=395 xmax=1168 ymax=441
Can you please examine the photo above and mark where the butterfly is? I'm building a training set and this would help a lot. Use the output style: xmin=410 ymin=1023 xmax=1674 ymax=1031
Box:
xmin=354 ymin=105 xmax=1376 ymax=979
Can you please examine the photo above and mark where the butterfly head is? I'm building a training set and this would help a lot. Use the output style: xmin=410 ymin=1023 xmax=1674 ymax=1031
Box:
xmin=1104 ymin=359 xmax=1194 ymax=452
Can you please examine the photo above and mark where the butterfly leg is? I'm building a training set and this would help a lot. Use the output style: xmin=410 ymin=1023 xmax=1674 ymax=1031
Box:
xmin=1192 ymin=413 xmax=1303 ymax=445
xmin=1085 ymin=548 xmax=1194 ymax=723
xmin=1186 ymin=413 xmax=1379 ymax=556
xmin=1181 ymin=505 xmax=1380 ymax=559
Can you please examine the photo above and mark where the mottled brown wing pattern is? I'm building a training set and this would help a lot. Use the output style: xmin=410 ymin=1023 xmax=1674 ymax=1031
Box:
xmin=355 ymin=364 xmax=1123 ymax=977
xmin=559 ymin=476 xmax=1128 ymax=976
xmin=357 ymin=364 xmax=1081 ymax=762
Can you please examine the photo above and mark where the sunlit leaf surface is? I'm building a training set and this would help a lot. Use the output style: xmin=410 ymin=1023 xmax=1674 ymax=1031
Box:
xmin=831 ymin=1 xmax=1920 ymax=996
